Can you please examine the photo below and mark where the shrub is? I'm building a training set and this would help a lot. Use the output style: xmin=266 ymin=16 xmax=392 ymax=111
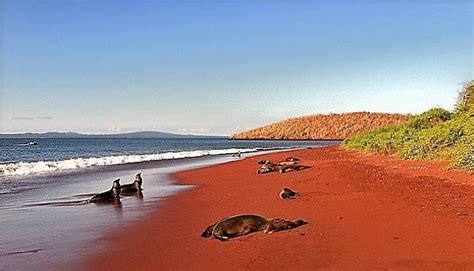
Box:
xmin=406 ymin=108 xmax=452 ymax=129
xmin=344 ymin=108 xmax=474 ymax=172
xmin=456 ymin=80 xmax=474 ymax=112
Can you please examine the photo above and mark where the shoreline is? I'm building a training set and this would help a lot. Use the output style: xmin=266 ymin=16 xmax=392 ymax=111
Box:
xmin=0 ymin=153 xmax=251 ymax=271
xmin=229 ymin=138 xmax=344 ymax=142
xmin=86 ymin=146 xmax=474 ymax=270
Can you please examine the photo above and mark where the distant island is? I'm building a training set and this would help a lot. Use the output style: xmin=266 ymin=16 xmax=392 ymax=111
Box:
xmin=231 ymin=112 xmax=408 ymax=140
xmin=0 ymin=131 xmax=225 ymax=139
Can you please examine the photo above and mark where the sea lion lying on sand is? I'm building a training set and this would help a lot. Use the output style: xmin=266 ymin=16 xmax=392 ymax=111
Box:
xmin=257 ymin=160 xmax=272 ymax=165
xmin=257 ymin=163 xmax=282 ymax=174
xmin=285 ymin=157 xmax=300 ymax=162
xmin=278 ymin=161 xmax=298 ymax=166
xmin=279 ymin=164 xmax=310 ymax=174
xmin=90 ymin=179 xmax=121 ymax=203
xmin=263 ymin=219 xmax=307 ymax=233
xmin=279 ymin=187 xmax=299 ymax=200
xmin=201 ymin=214 xmax=308 ymax=241
xmin=257 ymin=160 xmax=289 ymax=174
xmin=120 ymin=173 xmax=143 ymax=194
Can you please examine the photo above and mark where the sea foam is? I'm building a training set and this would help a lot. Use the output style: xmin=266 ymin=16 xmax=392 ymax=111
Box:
xmin=0 ymin=148 xmax=262 ymax=177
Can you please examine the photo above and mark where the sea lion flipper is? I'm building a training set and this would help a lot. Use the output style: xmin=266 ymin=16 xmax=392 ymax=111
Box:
xmin=216 ymin=235 xmax=229 ymax=241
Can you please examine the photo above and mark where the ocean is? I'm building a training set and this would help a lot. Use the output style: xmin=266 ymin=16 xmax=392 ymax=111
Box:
xmin=0 ymin=138 xmax=338 ymax=270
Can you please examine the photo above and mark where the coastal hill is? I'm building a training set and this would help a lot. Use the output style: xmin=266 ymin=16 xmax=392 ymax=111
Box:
xmin=0 ymin=131 xmax=224 ymax=139
xmin=231 ymin=112 xmax=409 ymax=140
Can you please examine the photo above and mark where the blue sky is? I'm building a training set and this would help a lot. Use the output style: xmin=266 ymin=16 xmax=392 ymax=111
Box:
xmin=1 ymin=0 xmax=472 ymax=135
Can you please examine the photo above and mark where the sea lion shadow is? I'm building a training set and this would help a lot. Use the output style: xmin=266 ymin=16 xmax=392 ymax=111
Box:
xmin=90 ymin=198 xmax=122 ymax=207
xmin=71 ymin=193 xmax=97 ymax=199
xmin=23 ymin=199 xmax=90 ymax=208
xmin=120 ymin=191 xmax=144 ymax=200
xmin=285 ymin=165 xmax=311 ymax=172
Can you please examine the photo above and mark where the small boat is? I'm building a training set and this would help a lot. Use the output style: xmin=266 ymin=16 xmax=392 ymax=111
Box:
xmin=21 ymin=141 xmax=38 ymax=146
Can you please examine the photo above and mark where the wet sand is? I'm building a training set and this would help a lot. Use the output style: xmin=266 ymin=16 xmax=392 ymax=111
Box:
xmin=0 ymin=155 xmax=242 ymax=271
xmin=87 ymin=146 xmax=474 ymax=270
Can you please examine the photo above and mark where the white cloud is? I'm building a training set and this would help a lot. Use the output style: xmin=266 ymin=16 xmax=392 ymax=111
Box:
xmin=11 ymin=116 xmax=53 ymax=121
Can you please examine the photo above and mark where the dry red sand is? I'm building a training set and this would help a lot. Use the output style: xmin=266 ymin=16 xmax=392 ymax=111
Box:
xmin=86 ymin=146 xmax=474 ymax=270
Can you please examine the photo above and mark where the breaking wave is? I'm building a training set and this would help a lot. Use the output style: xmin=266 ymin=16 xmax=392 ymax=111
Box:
xmin=0 ymin=148 xmax=265 ymax=177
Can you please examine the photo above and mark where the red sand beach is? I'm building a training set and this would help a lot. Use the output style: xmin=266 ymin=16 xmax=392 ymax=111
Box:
xmin=87 ymin=146 xmax=474 ymax=270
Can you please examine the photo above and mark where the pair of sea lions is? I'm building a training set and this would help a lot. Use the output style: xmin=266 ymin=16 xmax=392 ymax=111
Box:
xmin=256 ymin=157 xmax=309 ymax=174
xmin=89 ymin=173 xmax=143 ymax=203
xmin=201 ymin=214 xmax=308 ymax=241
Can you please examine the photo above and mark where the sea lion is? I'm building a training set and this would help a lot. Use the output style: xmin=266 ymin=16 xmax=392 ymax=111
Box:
xmin=257 ymin=167 xmax=272 ymax=174
xmin=201 ymin=214 xmax=308 ymax=241
xmin=232 ymin=152 xmax=242 ymax=158
xmin=257 ymin=160 xmax=272 ymax=165
xmin=285 ymin=157 xmax=300 ymax=162
xmin=90 ymin=179 xmax=121 ymax=203
xmin=257 ymin=163 xmax=270 ymax=174
xmin=278 ymin=161 xmax=298 ymax=166
xmin=257 ymin=163 xmax=282 ymax=174
xmin=279 ymin=164 xmax=310 ymax=174
xmin=201 ymin=215 xmax=268 ymax=241
xmin=263 ymin=219 xmax=308 ymax=234
xmin=120 ymin=173 xmax=143 ymax=194
xmin=279 ymin=187 xmax=299 ymax=200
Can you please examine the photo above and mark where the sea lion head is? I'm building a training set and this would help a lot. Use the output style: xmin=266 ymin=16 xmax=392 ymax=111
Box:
xmin=285 ymin=157 xmax=300 ymax=162
xmin=112 ymin=179 xmax=121 ymax=198
xmin=293 ymin=219 xmax=308 ymax=227
xmin=201 ymin=223 xmax=216 ymax=238
xmin=257 ymin=160 xmax=272 ymax=165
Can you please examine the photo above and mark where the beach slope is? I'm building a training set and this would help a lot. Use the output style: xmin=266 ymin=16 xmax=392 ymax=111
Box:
xmin=87 ymin=146 xmax=474 ymax=270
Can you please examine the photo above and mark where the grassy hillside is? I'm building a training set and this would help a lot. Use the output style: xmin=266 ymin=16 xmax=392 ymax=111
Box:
xmin=344 ymin=81 xmax=474 ymax=171
xmin=231 ymin=112 xmax=408 ymax=140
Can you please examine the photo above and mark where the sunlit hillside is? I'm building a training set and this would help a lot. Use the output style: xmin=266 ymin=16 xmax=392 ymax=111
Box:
xmin=231 ymin=112 xmax=409 ymax=140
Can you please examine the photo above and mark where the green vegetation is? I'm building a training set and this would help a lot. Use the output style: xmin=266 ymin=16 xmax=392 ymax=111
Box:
xmin=344 ymin=81 xmax=474 ymax=172
xmin=455 ymin=80 xmax=474 ymax=112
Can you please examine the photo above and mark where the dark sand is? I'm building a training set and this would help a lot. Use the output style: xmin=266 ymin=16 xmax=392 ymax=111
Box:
xmin=87 ymin=146 xmax=474 ymax=270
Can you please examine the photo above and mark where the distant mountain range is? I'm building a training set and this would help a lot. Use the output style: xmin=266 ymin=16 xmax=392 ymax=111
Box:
xmin=0 ymin=131 xmax=226 ymax=139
